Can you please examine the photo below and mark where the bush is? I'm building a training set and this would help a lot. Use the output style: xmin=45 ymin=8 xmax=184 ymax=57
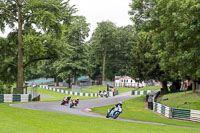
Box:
xmin=0 ymin=81 xmax=11 ymax=94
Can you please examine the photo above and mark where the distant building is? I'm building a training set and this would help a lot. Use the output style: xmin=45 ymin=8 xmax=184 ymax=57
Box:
xmin=77 ymin=76 xmax=92 ymax=86
xmin=114 ymin=76 xmax=145 ymax=88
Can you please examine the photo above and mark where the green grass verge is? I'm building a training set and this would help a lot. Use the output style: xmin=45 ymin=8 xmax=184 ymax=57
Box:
xmin=115 ymin=87 xmax=136 ymax=93
xmin=80 ymin=86 xmax=106 ymax=93
xmin=80 ymin=86 xmax=135 ymax=94
xmin=0 ymin=103 xmax=199 ymax=133
xmin=55 ymin=88 xmax=71 ymax=91
xmin=29 ymin=88 xmax=96 ymax=102
xmin=158 ymin=91 xmax=200 ymax=110
xmin=92 ymin=96 xmax=200 ymax=128
xmin=137 ymin=86 xmax=161 ymax=91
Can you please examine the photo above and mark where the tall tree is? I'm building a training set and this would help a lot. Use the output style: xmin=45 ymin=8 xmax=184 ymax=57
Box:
xmin=129 ymin=0 xmax=170 ymax=93
xmin=129 ymin=0 xmax=200 ymax=93
xmin=0 ymin=0 xmax=75 ymax=92
xmin=55 ymin=16 xmax=90 ymax=86
xmin=89 ymin=21 xmax=117 ymax=82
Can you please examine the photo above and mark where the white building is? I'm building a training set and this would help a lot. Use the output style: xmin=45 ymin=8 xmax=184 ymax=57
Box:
xmin=115 ymin=76 xmax=145 ymax=88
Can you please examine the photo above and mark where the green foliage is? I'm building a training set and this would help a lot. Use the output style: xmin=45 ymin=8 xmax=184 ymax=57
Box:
xmin=0 ymin=81 xmax=11 ymax=94
xmin=88 ymin=22 xmax=135 ymax=81
xmin=0 ymin=0 xmax=76 ymax=87
xmin=55 ymin=16 xmax=90 ymax=83
xmin=129 ymin=0 xmax=200 ymax=82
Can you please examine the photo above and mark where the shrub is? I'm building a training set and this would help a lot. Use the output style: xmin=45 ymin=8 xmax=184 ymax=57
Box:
xmin=0 ymin=81 xmax=11 ymax=94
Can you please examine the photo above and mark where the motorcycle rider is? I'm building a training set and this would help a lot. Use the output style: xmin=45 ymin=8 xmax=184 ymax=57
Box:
xmin=64 ymin=96 xmax=71 ymax=101
xmin=61 ymin=96 xmax=71 ymax=105
xmin=108 ymin=101 xmax=123 ymax=114
xmin=73 ymin=97 xmax=79 ymax=105
xmin=99 ymin=90 xmax=103 ymax=97
xmin=103 ymin=90 xmax=108 ymax=97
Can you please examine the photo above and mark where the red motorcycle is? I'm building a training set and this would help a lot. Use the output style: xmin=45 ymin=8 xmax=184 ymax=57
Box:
xmin=70 ymin=98 xmax=79 ymax=108
xmin=61 ymin=96 xmax=71 ymax=105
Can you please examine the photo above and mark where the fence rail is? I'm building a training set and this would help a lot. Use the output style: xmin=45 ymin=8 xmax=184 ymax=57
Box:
xmin=132 ymin=90 xmax=200 ymax=122
xmin=40 ymin=85 xmax=99 ymax=97
xmin=131 ymin=90 xmax=153 ymax=95
xmin=0 ymin=94 xmax=32 ymax=103
xmin=153 ymin=102 xmax=200 ymax=122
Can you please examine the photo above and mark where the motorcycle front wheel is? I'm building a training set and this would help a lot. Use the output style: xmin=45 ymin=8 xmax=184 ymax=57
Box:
xmin=70 ymin=103 xmax=73 ymax=108
xmin=106 ymin=113 xmax=110 ymax=118
xmin=113 ymin=113 xmax=119 ymax=119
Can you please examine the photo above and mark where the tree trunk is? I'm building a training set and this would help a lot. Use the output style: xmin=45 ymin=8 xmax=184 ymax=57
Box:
xmin=67 ymin=75 xmax=71 ymax=88
xmin=56 ymin=75 xmax=59 ymax=86
xmin=74 ymin=75 xmax=78 ymax=85
xmin=161 ymin=81 xmax=168 ymax=95
xmin=16 ymin=0 xmax=23 ymax=94
xmin=102 ymin=51 xmax=106 ymax=85
xmin=192 ymin=80 xmax=195 ymax=93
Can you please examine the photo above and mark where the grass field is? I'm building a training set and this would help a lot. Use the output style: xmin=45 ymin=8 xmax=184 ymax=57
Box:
xmin=92 ymin=96 xmax=200 ymax=128
xmin=158 ymin=91 xmax=200 ymax=110
xmin=137 ymin=86 xmax=161 ymax=91
xmin=80 ymin=86 xmax=135 ymax=94
xmin=58 ymin=86 xmax=135 ymax=94
xmin=29 ymin=87 xmax=97 ymax=102
xmin=0 ymin=103 xmax=199 ymax=133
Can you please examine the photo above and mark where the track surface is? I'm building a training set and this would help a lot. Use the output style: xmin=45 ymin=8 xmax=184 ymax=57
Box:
xmin=11 ymin=92 xmax=200 ymax=130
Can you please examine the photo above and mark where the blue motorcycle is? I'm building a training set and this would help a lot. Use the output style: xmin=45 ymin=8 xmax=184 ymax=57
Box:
xmin=106 ymin=107 xmax=122 ymax=119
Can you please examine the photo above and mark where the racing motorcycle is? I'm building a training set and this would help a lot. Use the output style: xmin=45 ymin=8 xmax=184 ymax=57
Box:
xmin=69 ymin=98 xmax=79 ymax=108
xmin=61 ymin=96 xmax=71 ymax=105
xmin=106 ymin=106 xmax=122 ymax=119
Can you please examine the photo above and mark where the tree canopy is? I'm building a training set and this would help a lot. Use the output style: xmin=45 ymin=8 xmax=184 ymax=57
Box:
xmin=0 ymin=0 xmax=76 ymax=92
xmin=129 ymin=0 xmax=200 ymax=92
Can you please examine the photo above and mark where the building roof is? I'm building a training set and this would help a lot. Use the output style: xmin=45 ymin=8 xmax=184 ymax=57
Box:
xmin=120 ymin=76 xmax=132 ymax=80
xmin=78 ymin=76 xmax=89 ymax=81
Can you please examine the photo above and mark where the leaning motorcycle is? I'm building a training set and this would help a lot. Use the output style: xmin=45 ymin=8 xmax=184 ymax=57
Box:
xmin=106 ymin=107 xmax=122 ymax=119
xmin=61 ymin=97 xmax=71 ymax=105
xmin=70 ymin=99 xmax=79 ymax=108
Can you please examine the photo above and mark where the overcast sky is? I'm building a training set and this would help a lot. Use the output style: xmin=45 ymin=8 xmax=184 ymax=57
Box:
xmin=70 ymin=0 xmax=132 ymax=38
xmin=0 ymin=0 xmax=133 ymax=39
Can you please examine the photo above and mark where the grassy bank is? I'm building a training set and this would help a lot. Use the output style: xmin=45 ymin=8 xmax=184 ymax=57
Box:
xmin=92 ymin=96 xmax=200 ymax=128
xmin=0 ymin=103 xmax=199 ymax=133
xmin=137 ymin=86 xmax=161 ymax=91
xmin=158 ymin=91 xmax=200 ymax=110
xmin=80 ymin=86 xmax=135 ymax=94
xmin=58 ymin=86 xmax=135 ymax=94
xmin=29 ymin=87 xmax=96 ymax=102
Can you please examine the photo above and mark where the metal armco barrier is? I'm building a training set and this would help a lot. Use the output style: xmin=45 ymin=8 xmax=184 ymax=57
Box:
xmin=172 ymin=108 xmax=191 ymax=120
xmin=153 ymin=102 xmax=200 ymax=122
xmin=132 ymin=90 xmax=200 ymax=123
xmin=154 ymin=102 xmax=171 ymax=118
